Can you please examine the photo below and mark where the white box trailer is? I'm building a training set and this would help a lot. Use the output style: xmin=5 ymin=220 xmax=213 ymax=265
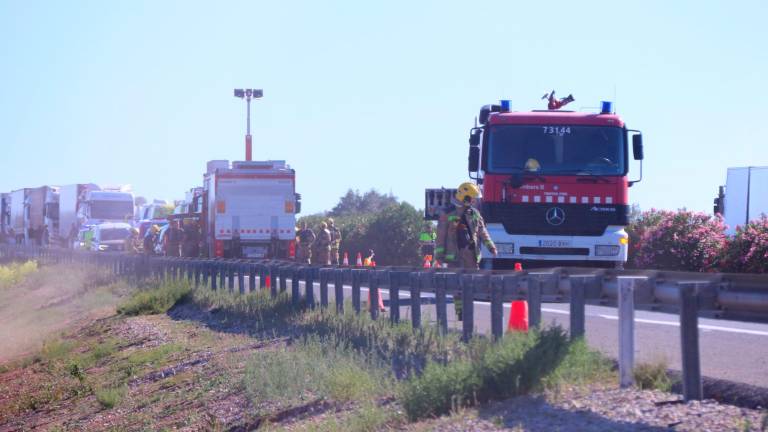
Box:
xmin=720 ymin=166 xmax=768 ymax=235
xmin=1 ymin=193 xmax=10 ymax=238
xmin=203 ymin=160 xmax=299 ymax=258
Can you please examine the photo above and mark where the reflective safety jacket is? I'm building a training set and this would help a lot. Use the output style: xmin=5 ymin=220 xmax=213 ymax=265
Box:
xmin=434 ymin=205 xmax=495 ymax=264
xmin=330 ymin=226 xmax=342 ymax=249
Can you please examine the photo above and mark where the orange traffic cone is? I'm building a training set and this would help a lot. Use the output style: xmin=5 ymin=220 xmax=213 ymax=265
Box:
xmin=423 ymin=255 xmax=432 ymax=268
xmin=265 ymin=275 xmax=271 ymax=289
xmin=356 ymin=252 xmax=363 ymax=267
xmin=514 ymin=262 xmax=523 ymax=272
xmin=342 ymin=252 xmax=349 ymax=266
xmin=507 ymin=300 xmax=529 ymax=332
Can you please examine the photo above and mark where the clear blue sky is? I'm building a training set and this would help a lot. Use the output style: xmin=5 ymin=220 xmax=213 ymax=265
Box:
xmin=1 ymin=1 xmax=766 ymax=215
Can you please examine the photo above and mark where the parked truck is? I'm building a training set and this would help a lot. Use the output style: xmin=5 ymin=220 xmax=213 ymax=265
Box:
xmin=201 ymin=160 xmax=300 ymax=258
xmin=1 ymin=193 xmax=11 ymax=242
xmin=59 ymin=184 xmax=134 ymax=247
xmin=8 ymin=186 xmax=59 ymax=245
xmin=426 ymin=98 xmax=644 ymax=269
xmin=714 ymin=166 xmax=768 ymax=235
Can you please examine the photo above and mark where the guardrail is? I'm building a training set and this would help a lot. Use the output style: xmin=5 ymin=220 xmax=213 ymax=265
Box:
xmin=3 ymin=245 xmax=768 ymax=401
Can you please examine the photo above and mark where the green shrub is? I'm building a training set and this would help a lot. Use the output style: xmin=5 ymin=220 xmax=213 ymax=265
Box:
xmin=95 ymin=385 xmax=126 ymax=409
xmin=634 ymin=360 xmax=673 ymax=392
xmin=38 ymin=338 xmax=76 ymax=363
xmin=243 ymin=338 xmax=391 ymax=412
xmin=0 ymin=261 xmax=37 ymax=288
xmin=400 ymin=327 xmax=606 ymax=421
xmin=400 ymin=360 xmax=481 ymax=420
xmin=191 ymin=289 xmax=299 ymax=330
xmin=117 ymin=279 xmax=192 ymax=316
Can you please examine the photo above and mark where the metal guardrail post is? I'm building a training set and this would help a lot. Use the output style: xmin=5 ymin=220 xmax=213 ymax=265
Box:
xmin=527 ymin=275 xmax=543 ymax=328
xmin=570 ymin=276 xmax=587 ymax=340
xmin=435 ymin=273 xmax=449 ymax=334
xmin=227 ymin=263 xmax=235 ymax=292
xmin=218 ymin=262 xmax=226 ymax=290
xmin=679 ymin=282 xmax=704 ymax=401
xmin=334 ymin=269 xmax=345 ymax=313
xmin=618 ymin=276 xmax=641 ymax=388
xmin=259 ymin=264 xmax=267 ymax=289
xmin=269 ymin=265 xmax=279 ymax=297
xmin=410 ymin=272 xmax=421 ymax=330
xmin=351 ymin=269 xmax=362 ymax=314
xmin=319 ymin=268 xmax=329 ymax=308
xmin=280 ymin=267 xmax=288 ymax=293
xmin=370 ymin=270 xmax=380 ymax=320
xmin=491 ymin=275 xmax=505 ymax=341
xmin=390 ymin=271 xmax=402 ymax=324
xmin=461 ymin=274 xmax=475 ymax=342
xmin=238 ymin=262 xmax=246 ymax=294
xmin=247 ymin=264 xmax=256 ymax=293
xmin=194 ymin=261 xmax=201 ymax=287
xmin=209 ymin=262 xmax=217 ymax=290
xmin=291 ymin=267 xmax=301 ymax=306
xmin=306 ymin=267 xmax=316 ymax=308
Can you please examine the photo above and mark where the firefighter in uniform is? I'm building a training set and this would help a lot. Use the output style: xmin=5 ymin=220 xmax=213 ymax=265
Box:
xmin=434 ymin=182 xmax=497 ymax=319
xmin=296 ymin=221 xmax=316 ymax=264
xmin=316 ymin=221 xmax=332 ymax=265
xmin=328 ymin=218 xmax=342 ymax=265
xmin=418 ymin=223 xmax=436 ymax=259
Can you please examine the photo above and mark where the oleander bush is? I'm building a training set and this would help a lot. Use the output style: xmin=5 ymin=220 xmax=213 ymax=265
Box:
xmin=627 ymin=209 xmax=727 ymax=272
xmin=721 ymin=215 xmax=768 ymax=273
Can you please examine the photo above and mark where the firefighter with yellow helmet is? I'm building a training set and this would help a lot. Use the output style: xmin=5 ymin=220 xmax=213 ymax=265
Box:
xmin=435 ymin=182 xmax=497 ymax=269
xmin=435 ymin=182 xmax=497 ymax=320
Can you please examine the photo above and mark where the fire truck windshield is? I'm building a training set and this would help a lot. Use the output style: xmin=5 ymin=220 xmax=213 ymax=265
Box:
xmin=486 ymin=125 xmax=625 ymax=176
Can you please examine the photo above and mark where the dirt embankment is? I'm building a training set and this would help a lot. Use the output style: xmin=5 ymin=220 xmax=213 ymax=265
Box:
xmin=0 ymin=264 xmax=127 ymax=363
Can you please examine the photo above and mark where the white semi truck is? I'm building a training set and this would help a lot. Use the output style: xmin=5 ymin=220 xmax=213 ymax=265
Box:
xmin=59 ymin=184 xmax=134 ymax=247
xmin=202 ymin=160 xmax=300 ymax=259
xmin=714 ymin=166 xmax=768 ymax=235
xmin=9 ymin=186 xmax=59 ymax=245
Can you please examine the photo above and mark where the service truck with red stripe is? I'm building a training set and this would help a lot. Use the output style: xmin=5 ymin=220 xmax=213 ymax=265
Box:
xmin=426 ymin=100 xmax=644 ymax=269
xmin=202 ymin=160 xmax=300 ymax=259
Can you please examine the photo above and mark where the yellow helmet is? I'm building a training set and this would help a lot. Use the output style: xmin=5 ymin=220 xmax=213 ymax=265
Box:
xmin=320 ymin=221 xmax=328 ymax=229
xmin=327 ymin=218 xmax=334 ymax=225
xmin=524 ymin=158 xmax=541 ymax=172
xmin=455 ymin=182 xmax=481 ymax=203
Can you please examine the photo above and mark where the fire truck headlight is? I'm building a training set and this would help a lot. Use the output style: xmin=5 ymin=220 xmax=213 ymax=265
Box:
xmin=595 ymin=245 xmax=620 ymax=256
xmin=619 ymin=237 xmax=629 ymax=245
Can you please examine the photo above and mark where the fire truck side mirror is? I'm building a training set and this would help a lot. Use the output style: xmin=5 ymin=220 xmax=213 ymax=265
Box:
xmin=632 ymin=134 xmax=644 ymax=160
xmin=469 ymin=128 xmax=481 ymax=147
xmin=468 ymin=146 xmax=480 ymax=172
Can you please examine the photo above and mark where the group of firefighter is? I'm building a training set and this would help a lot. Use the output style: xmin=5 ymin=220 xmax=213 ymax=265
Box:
xmin=296 ymin=182 xmax=497 ymax=270
xmin=295 ymin=218 xmax=342 ymax=265
xmin=122 ymin=219 xmax=201 ymax=257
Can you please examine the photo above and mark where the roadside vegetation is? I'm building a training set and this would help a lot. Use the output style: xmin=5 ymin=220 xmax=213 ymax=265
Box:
xmin=627 ymin=209 xmax=768 ymax=273
xmin=0 ymin=260 xmax=38 ymax=288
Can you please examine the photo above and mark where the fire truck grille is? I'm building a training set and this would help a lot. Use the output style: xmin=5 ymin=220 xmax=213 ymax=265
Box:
xmin=481 ymin=203 xmax=629 ymax=236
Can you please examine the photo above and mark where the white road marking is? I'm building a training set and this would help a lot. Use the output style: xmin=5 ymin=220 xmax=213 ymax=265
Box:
xmin=326 ymin=284 xmax=768 ymax=337
xmin=595 ymin=314 xmax=768 ymax=337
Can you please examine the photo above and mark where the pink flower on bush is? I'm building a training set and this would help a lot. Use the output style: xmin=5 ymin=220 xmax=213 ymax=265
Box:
xmin=722 ymin=215 xmax=768 ymax=273
xmin=627 ymin=209 xmax=726 ymax=272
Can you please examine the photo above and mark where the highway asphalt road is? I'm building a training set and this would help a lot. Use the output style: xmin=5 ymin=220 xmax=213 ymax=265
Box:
xmin=286 ymin=280 xmax=768 ymax=388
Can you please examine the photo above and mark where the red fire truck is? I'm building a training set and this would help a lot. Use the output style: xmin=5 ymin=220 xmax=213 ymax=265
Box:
xmin=426 ymin=99 xmax=644 ymax=269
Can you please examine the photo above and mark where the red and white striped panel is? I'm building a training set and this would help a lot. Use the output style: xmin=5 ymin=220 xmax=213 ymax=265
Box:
xmin=518 ymin=195 xmax=615 ymax=205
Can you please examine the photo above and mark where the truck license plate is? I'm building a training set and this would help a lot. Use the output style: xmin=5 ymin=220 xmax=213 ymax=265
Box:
xmin=539 ymin=240 xmax=572 ymax=247
xmin=243 ymin=246 xmax=267 ymax=258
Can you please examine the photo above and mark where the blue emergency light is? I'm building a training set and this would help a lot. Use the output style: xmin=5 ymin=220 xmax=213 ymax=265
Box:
xmin=600 ymin=101 xmax=613 ymax=114
xmin=500 ymin=100 xmax=511 ymax=111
